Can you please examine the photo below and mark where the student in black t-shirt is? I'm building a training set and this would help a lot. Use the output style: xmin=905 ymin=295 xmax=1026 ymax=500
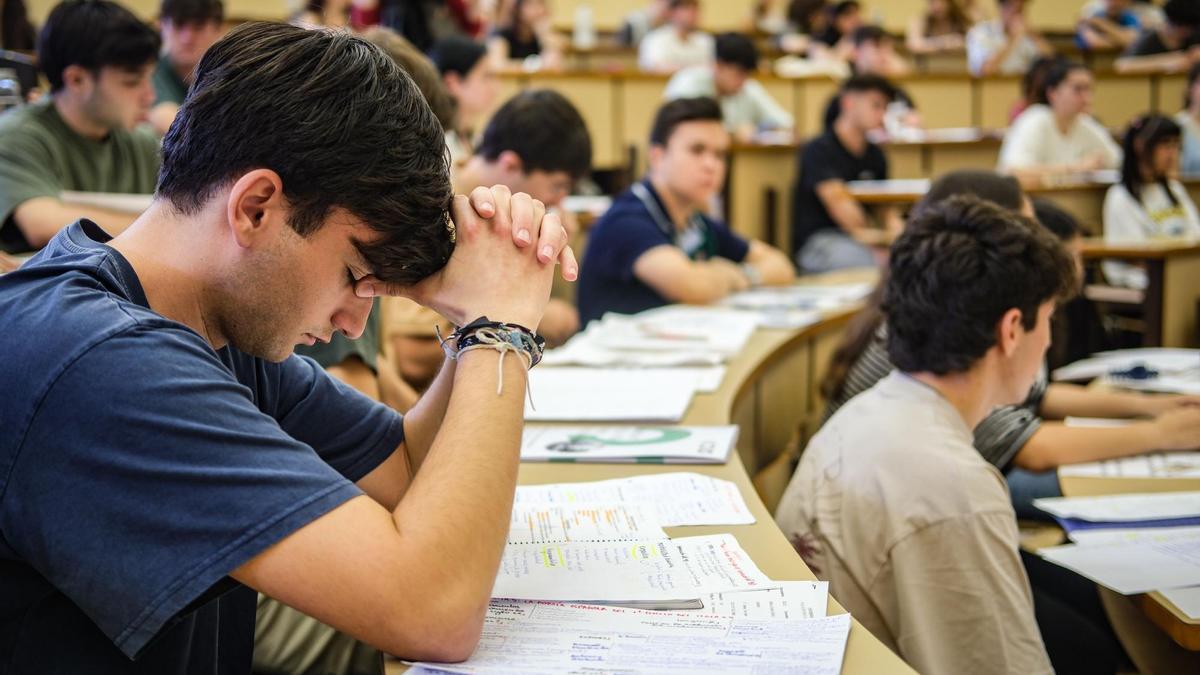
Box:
xmin=793 ymin=74 xmax=903 ymax=274
xmin=1116 ymin=0 xmax=1200 ymax=73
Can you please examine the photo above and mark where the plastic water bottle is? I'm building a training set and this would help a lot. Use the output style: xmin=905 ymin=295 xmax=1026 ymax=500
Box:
xmin=574 ymin=4 xmax=596 ymax=51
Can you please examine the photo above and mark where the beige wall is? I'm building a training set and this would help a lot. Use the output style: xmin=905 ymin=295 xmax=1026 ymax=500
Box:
xmin=551 ymin=0 xmax=1091 ymax=35
xmin=25 ymin=0 xmax=291 ymax=25
xmin=25 ymin=0 xmax=1094 ymax=33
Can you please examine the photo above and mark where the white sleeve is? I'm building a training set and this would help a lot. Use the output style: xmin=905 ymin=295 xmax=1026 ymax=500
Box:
xmin=663 ymin=68 xmax=709 ymax=100
xmin=998 ymin=112 xmax=1045 ymax=170
xmin=965 ymin=25 xmax=991 ymax=76
xmin=1102 ymin=185 xmax=1150 ymax=289
xmin=743 ymin=79 xmax=795 ymax=130
xmin=638 ymin=33 xmax=661 ymax=71
xmin=1081 ymin=115 xmax=1123 ymax=169
xmin=1171 ymin=180 xmax=1200 ymax=238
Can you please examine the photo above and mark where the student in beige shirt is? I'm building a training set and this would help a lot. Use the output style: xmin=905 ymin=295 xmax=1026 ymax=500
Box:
xmin=777 ymin=194 xmax=1079 ymax=675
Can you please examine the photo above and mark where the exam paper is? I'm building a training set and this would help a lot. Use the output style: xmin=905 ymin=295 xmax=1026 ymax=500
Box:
xmin=410 ymin=601 xmax=853 ymax=675
xmin=1051 ymin=348 xmax=1200 ymax=382
xmin=1041 ymin=528 xmax=1200 ymax=594
xmin=725 ymin=282 xmax=874 ymax=313
xmin=593 ymin=307 xmax=760 ymax=355
xmin=1059 ymin=451 xmax=1200 ymax=479
xmin=507 ymin=503 xmax=667 ymax=545
xmin=1034 ymin=491 xmax=1200 ymax=522
xmin=696 ymin=581 xmax=830 ymax=619
xmin=491 ymin=534 xmax=776 ymax=603
xmin=1069 ymin=525 xmax=1200 ymax=546
xmin=514 ymin=472 xmax=755 ymax=526
xmin=1161 ymin=586 xmax=1200 ymax=620
xmin=525 ymin=368 xmax=700 ymax=422
xmin=520 ymin=425 xmax=738 ymax=464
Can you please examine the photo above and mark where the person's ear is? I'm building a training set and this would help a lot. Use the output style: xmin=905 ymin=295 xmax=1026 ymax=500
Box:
xmin=443 ymin=72 xmax=463 ymax=96
xmin=648 ymin=143 xmax=666 ymax=171
xmin=497 ymin=149 xmax=525 ymax=176
xmin=996 ymin=307 xmax=1024 ymax=357
xmin=225 ymin=169 xmax=288 ymax=249
xmin=61 ymin=64 xmax=95 ymax=96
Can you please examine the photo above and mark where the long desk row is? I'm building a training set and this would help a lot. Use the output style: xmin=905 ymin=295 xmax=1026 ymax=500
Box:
xmin=493 ymin=69 xmax=1190 ymax=170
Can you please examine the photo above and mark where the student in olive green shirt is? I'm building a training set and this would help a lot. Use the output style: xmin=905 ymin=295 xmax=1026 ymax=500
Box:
xmin=0 ymin=0 xmax=161 ymax=254
xmin=149 ymin=0 xmax=225 ymax=135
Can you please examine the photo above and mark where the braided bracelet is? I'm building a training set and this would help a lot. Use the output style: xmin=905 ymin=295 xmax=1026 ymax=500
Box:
xmin=438 ymin=317 xmax=545 ymax=398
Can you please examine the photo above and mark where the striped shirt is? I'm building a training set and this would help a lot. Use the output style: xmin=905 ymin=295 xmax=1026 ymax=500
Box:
xmin=823 ymin=324 xmax=1046 ymax=471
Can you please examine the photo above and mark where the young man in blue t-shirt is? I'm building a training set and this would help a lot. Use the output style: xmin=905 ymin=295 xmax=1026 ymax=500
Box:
xmin=577 ymin=96 xmax=794 ymax=325
xmin=0 ymin=22 xmax=575 ymax=674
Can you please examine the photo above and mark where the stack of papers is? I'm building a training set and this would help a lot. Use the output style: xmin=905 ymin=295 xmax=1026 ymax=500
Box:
xmin=1041 ymin=526 xmax=1200 ymax=595
xmin=520 ymin=425 xmax=738 ymax=464
xmin=1059 ymin=450 xmax=1200 ymax=480
xmin=1051 ymin=348 xmax=1200 ymax=383
xmin=724 ymin=282 xmax=873 ymax=314
xmin=507 ymin=503 xmax=667 ymax=545
xmin=542 ymin=307 xmax=759 ymax=368
xmin=491 ymin=534 xmax=776 ymax=604
xmin=515 ymin=472 xmax=756 ymax=526
xmin=696 ymin=581 xmax=830 ymax=619
xmin=525 ymin=367 xmax=724 ymax=422
xmin=409 ymin=601 xmax=852 ymax=675
xmin=1034 ymin=491 xmax=1200 ymax=522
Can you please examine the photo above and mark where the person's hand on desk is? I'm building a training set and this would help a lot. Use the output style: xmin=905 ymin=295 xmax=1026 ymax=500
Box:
xmin=1150 ymin=407 xmax=1200 ymax=451
xmin=355 ymin=185 xmax=576 ymax=329
xmin=706 ymin=257 xmax=753 ymax=294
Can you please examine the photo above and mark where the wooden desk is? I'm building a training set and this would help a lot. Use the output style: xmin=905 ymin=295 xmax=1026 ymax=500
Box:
xmin=726 ymin=134 xmax=1002 ymax=255
xmin=848 ymin=177 xmax=1200 ymax=236
xmin=1081 ymin=240 xmax=1200 ymax=348
xmin=520 ymin=272 xmax=911 ymax=674
xmin=1058 ymin=472 xmax=1200 ymax=656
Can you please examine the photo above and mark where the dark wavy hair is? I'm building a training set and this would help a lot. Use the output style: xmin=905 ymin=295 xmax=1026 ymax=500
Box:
xmin=1035 ymin=59 xmax=1088 ymax=106
xmin=884 ymin=195 xmax=1078 ymax=375
xmin=477 ymin=89 xmax=593 ymax=181
xmin=157 ymin=22 xmax=454 ymax=286
xmin=1121 ymin=113 xmax=1183 ymax=206
xmin=821 ymin=170 xmax=1027 ymax=401
xmin=37 ymin=0 xmax=161 ymax=92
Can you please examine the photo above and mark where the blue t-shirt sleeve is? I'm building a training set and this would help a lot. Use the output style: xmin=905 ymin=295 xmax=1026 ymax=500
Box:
xmin=0 ymin=325 xmax=396 ymax=659
xmin=709 ymin=218 xmax=750 ymax=263
xmin=261 ymin=353 xmax=404 ymax=482
xmin=589 ymin=208 xmax=673 ymax=283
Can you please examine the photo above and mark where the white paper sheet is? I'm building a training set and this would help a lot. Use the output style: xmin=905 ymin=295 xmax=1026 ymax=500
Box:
xmin=724 ymin=282 xmax=874 ymax=313
xmin=696 ymin=581 xmax=830 ymax=620
xmin=525 ymin=368 xmax=701 ymax=422
xmin=1059 ymin=452 xmax=1200 ymax=479
xmin=1070 ymin=525 xmax=1200 ymax=546
xmin=507 ymin=503 xmax=667 ymax=545
xmin=593 ymin=307 xmax=760 ymax=356
xmin=520 ymin=425 xmax=738 ymax=464
xmin=515 ymin=472 xmax=755 ymax=526
xmin=410 ymin=601 xmax=852 ymax=675
xmin=1161 ymin=586 xmax=1200 ymax=620
xmin=1033 ymin=491 xmax=1200 ymax=522
xmin=1041 ymin=528 xmax=1200 ymax=594
xmin=1051 ymin=348 xmax=1200 ymax=382
xmin=491 ymin=534 xmax=776 ymax=603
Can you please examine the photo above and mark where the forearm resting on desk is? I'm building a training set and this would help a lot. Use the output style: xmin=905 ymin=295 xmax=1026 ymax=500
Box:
xmin=232 ymin=349 xmax=525 ymax=661
xmin=634 ymin=246 xmax=750 ymax=304
xmin=13 ymin=197 xmax=138 ymax=248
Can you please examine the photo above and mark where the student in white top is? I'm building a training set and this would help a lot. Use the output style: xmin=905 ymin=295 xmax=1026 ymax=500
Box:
xmin=967 ymin=0 xmax=1053 ymax=76
xmin=1176 ymin=61 xmax=1200 ymax=174
xmin=663 ymin=32 xmax=793 ymax=141
xmin=638 ymin=0 xmax=714 ymax=73
xmin=1103 ymin=113 xmax=1200 ymax=288
xmin=998 ymin=60 xmax=1122 ymax=184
